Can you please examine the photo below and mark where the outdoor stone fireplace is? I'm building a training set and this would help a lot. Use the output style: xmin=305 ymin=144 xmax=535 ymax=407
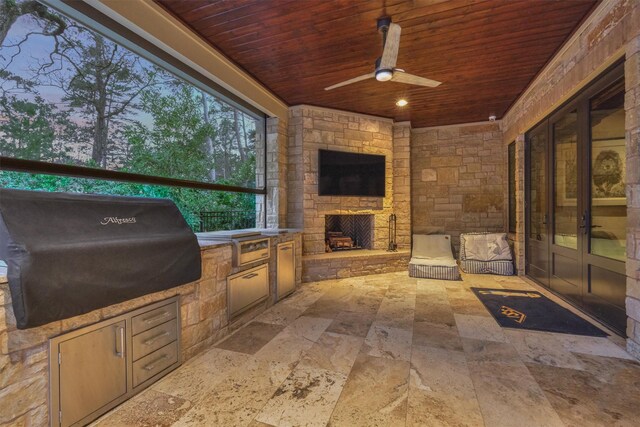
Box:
xmin=325 ymin=214 xmax=373 ymax=252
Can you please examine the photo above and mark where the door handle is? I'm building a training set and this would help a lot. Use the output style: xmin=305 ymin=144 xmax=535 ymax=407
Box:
xmin=242 ymin=273 xmax=258 ymax=279
xmin=115 ymin=326 xmax=125 ymax=358
xmin=578 ymin=213 xmax=589 ymax=235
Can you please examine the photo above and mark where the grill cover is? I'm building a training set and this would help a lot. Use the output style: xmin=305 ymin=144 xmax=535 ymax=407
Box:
xmin=0 ymin=189 xmax=201 ymax=329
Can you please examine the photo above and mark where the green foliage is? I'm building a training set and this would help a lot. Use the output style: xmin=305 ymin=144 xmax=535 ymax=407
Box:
xmin=0 ymin=170 xmax=257 ymax=231
xmin=0 ymin=94 xmax=78 ymax=162
xmin=124 ymin=83 xmax=212 ymax=181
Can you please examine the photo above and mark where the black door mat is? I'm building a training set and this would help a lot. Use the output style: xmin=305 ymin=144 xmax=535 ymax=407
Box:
xmin=471 ymin=288 xmax=608 ymax=337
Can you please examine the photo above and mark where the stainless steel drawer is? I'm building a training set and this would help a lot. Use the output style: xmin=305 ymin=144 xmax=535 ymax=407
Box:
xmin=228 ymin=263 xmax=269 ymax=317
xmin=132 ymin=302 xmax=177 ymax=335
xmin=237 ymin=237 xmax=270 ymax=266
xmin=132 ymin=341 xmax=178 ymax=388
xmin=132 ymin=319 xmax=178 ymax=361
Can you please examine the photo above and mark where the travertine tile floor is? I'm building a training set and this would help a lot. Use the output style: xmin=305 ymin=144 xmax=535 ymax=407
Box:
xmin=93 ymin=272 xmax=640 ymax=427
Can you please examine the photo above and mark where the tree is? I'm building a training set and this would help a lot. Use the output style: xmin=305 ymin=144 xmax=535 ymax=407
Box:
xmin=125 ymin=83 xmax=211 ymax=181
xmin=36 ymin=23 xmax=157 ymax=167
xmin=0 ymin=0 xmax=65 ymax=47
xmin=0 ymin=94 xmax=77 ymax=162
xmin=200 ymin=90 xmax=217 ymax=182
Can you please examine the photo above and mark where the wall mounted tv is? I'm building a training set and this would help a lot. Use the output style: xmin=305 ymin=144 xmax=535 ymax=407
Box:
xmin=318 ymin=149 xmax=386 ymax=197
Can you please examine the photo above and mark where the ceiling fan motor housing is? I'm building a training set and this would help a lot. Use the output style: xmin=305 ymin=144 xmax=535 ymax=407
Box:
xmin=374 ymin=57 xmax=393 ymax=81
xmin=377 ymin=16 xmax=392 ymax=32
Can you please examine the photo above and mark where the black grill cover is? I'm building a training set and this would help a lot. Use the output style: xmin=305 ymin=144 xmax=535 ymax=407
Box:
xmin=0 ymin=189 xmax=201 ymax=329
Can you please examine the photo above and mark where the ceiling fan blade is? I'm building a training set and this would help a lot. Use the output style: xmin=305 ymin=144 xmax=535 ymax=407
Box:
xmin=380 ymin=23 xmax=401 ymax=70
xmin=324 ymin=73 xmax=375 ymax=90
xmin=391 ymin=71 xmax=441 ymax=88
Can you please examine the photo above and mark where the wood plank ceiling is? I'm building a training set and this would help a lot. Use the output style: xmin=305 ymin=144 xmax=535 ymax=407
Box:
xmin=157 ymin=0 xmax=597 ymax=128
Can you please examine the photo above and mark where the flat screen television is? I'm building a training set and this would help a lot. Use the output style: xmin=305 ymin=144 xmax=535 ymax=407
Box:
xmin=318 ymin=149 xmax=386 ymax=197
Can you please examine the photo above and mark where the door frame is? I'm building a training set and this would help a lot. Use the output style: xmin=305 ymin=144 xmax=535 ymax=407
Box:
xmin=524 ymin=60 xmax=626 ymax=335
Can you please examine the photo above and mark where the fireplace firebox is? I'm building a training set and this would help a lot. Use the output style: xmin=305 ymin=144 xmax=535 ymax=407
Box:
xmin=324 ymin=214 xmax=373 ymax=252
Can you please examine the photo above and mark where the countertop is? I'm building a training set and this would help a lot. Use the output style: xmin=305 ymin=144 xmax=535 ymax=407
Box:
xmin=196 ymin=228 xmax=302 ymax=248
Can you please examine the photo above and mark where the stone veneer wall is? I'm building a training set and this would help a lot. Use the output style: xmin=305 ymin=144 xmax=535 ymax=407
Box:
xmin=500 ymin=0 xmax=640 ymax=357
xmin=266 ymin=116 xmax=289 ymax=228
xmin=302 ymin=251 xmax=410 ymax=283
xmin=287 ymin=105 xmax=411 ymax=255
xmin=411 ymin=122 xmax=505 ymax=252
xmin=0 ymin=232 xmax=302 ymax=426
xmin=511 ymin=134 xmax=526 ymax=275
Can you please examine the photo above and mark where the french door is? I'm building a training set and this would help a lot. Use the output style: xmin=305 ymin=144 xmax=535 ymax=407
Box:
xmin=525 ymin=63 xmax=627 ymax=335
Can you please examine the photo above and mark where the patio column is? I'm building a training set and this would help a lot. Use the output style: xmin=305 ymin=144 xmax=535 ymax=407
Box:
xmin=393 ymin=121 xmax=412 ymax=250
xmin=265 ymin=116 xmax=289 ymax=228
xmin=625 ymin=34 xmax=640 ymax=358
xmin=514 ymin=133 xmax=526 ymax=275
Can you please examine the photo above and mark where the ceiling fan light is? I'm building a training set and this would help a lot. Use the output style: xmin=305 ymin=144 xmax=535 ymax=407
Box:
xmin=375 ymin=69 xmax=393 ymax=82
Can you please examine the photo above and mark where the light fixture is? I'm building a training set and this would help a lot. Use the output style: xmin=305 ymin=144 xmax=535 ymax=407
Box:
xmin=375 ymin=69 xmax=393 ymax=82
xmin=396 ymin=99 xmax=408 ymax=107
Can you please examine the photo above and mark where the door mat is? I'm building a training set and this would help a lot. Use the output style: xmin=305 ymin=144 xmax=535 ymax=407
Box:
xmin=471 ymin=288 xmax=608 ymax=337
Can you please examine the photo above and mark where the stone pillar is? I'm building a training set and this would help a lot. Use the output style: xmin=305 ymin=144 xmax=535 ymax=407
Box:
xmin=514 ymin=133 xmax=526 ymax=275
xmin=625 ymin=35 xmax=640 ymax=359
xmin=286 ymin=109 xmax=304 ymax=229
xmin=393 ymin=122 xmax=412 ymax=250
xmin=265 ymin=116 xmax=288 ymax=228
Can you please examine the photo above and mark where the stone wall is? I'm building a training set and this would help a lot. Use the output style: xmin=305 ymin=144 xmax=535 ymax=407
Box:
xmin=511 ymin=134 xmax=526 ymax=275
xmin=500 ymin=0 xmax=640 ymax=358
xmin=393 ymin=122 xmax=412 ymax=250
xmin=411 ymin=122 xmax=505 ymax=252
xmin=625 ymin=36 xmax=640 ymax=358
xmin=288 ymin=105 xmax=411 ymax=255
xmin=302 ymin=250 xmax=410 ymax=283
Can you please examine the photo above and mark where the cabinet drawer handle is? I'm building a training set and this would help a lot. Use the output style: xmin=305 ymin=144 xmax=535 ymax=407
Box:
xmin=115 ymin=326 xmax=125 ymax=358
xmin=242 ymin=272 xmax=258 ymax=279
xmin=143 ymin=331 xmax=170 ymax=346
xmin=142 ymin=354 xmax=170 ymax=371
xmin=259 ymin=252 xmax=268 ymax=257
xmin=143 ymin=311 xmax=170 ymax=324
xmin=280 ymin=246 xmax=291 ymax=251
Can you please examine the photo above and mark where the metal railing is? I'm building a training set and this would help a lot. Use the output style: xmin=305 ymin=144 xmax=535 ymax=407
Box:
xmin=199 ymin=210 xmax=256 ymax=232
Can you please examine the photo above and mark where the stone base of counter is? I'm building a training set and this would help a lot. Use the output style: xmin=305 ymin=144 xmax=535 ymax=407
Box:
xmin=302 ymin=249 xmax=410 ymax=282
xmin=0 ymin=231 xmax=303 ymax=426
xmin=0 ymin=245 xmax=233 ymax=426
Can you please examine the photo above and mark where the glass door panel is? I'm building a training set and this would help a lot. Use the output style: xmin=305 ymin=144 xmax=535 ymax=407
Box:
xmin=526 ymin=123 xmax=550 ymax=286
xmin=553 ymin=111 xmax=578 ymax=249
xmin=589 ymin=80 xmax=626 ymax=261
xmin=530 ymin=127 xmax=547 ymax=242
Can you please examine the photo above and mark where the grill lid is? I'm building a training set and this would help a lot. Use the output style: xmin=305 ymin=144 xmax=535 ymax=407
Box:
xmin=0 ymin=189 xmax=202 ymax=329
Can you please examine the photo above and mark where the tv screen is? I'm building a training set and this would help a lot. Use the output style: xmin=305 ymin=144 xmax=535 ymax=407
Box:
xmin=318 ymin=149 xmax=386 ymax=197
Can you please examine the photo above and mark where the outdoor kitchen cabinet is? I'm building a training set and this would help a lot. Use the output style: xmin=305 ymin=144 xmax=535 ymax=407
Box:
xmin=228 ymin=263 xmax=269 ymax=318
xmin=277 ymin=241 xmax=296 ymax=300
xmin=49 ymin=297 xmax=180 ymax=427
xmin=56 ymin=319 xmax=127 ymax=427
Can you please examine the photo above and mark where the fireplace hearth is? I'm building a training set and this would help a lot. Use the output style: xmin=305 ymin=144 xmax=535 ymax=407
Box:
xmin=325 ymin=214 xmax=373 ymax=252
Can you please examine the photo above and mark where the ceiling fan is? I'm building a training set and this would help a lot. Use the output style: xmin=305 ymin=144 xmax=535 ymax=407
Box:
xmin=324 ymin=16 xmax=442 ymax=91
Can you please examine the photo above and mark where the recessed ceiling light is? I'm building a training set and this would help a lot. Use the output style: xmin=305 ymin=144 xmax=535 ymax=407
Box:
xmin=396 ymin=99 xmax=408 ymax=107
